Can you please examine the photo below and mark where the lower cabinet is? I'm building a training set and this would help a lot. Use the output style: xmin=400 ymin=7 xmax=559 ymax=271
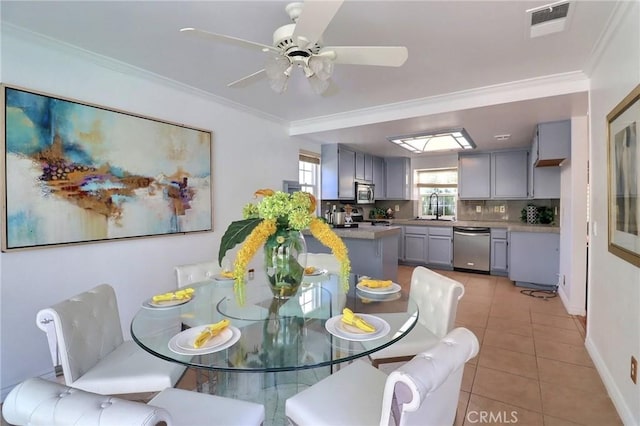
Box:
xmin=509 ymin=231 xmax=559 ymax=288
xmin=403 ymin=226 xmax=427 ymax=263
xmin=401 ymin=226 xmax=452 ymax=269
xmin=427 ymin=227 xmax=453 ymax=268
xmin=490 ymin=228 xmax=508 ymax=275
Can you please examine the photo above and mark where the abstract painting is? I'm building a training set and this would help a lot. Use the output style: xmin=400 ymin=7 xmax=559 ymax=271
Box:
xmin=2 ymin=85 xmax=212 ymax=251
xmin=607 ymin=84 xmax=640 ymax=267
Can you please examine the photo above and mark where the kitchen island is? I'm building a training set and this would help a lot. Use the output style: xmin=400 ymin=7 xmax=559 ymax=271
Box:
xmin=304 ymin=224 xmax=401 ymax=281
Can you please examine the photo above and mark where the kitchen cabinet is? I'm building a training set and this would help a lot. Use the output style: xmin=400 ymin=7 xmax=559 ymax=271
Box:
xmin=397 ymin=225 xmax=405 ymax=261
xmin=534 ymin=120 xmax=570 ymax=167
xmin=385 ymin=157 xmax=411 ymax=200
xmin=490 ymin=228 xmax=508 ymax=275
xmin=458 ymin=153 xmax=491 ymax=199
xmin=427 ymin=227 xmax=453 ymax=268
xmin=492 ymin=150 xmax=529 ymax=199
xmin=509 ymin=231 xmax=559 ymax=288
xmin=529 ymin=132 xmax=561 ymax=199
xmin=460 ymin=150 xmax=529 ymax=200
xmin=355 ymin=152 xmax=374 ymax=182
xmin=403 ymin=226 xmax=428 ymax=263
xmin=321 ymin=144 xmax=355 ymax=200
xmin=372 ymin=155 xmax=386 ymax=200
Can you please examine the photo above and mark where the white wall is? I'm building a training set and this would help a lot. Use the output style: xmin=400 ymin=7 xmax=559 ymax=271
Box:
xmin=558 ymin=116 xmax=588 ymax=315
xmin=0 ymin=28 xmax=303 ymax=396
xmin=586 ymin=2 xmax=640 ymax=424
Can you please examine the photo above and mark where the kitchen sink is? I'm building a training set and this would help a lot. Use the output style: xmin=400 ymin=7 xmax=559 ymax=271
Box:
xmin=413 ymin=217 xmax=455 ymax=222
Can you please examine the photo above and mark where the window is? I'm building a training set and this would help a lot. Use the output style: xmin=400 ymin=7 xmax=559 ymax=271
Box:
xmin=299 ymin=153 xmax=319 ymax=197
xmin=415 ymin=168 xmax=458 ymax=218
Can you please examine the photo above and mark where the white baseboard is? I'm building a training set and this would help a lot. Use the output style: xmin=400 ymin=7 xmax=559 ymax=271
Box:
xmin=585 ymin=336 xmax=636 ymax=425
xmin=557 ymin=285 xmax=586 ymax=316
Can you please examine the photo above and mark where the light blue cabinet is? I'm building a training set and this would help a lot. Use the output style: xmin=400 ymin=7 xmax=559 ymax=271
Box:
xmin=355 ymin=151 xmax=365 ymax=181
xmin=535 ymin=120 xmax=570 ymax=167
xmin=364 ymin=154 xmax=374 ymax=182
xmin=372 ymin=156 xmax=385 ymax=200
xmin=384 ymin=157 xmax=411 ymax=200
xmin=529 ymin=131 xmax=561 ymax=199
xmin=458 ymin=153 xmax=491 ymax=199
xmin=321 ymin=144 xmax=355 ymax=200
xmin=509 ymin=231 xmax=559 ymax=288
xmin=490 ymin=228 xmax=508 ymax=275
xmin=460 ymin=150 xmax=529 ymax=200
xmin=492 ymin=150 xmax=529 ymax=199
xmin=404 ymin=226 xmax=427 ymax=263
xmin=427 ymin=227 xmax=453 ymax=268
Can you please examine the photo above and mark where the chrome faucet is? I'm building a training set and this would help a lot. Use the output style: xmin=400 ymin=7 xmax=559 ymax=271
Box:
xmin=428 ymin=192 xmax=440 ymax=219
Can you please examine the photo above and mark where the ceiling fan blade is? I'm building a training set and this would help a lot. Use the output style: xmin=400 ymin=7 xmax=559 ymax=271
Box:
xmin=292 ymin=0 xmax=344 ymax=49
xmin=227 ymin=69 xmax=267 ymax=88
xmin=323 ymin=46 xmax=408 ymax=67
xmin=180 ymin=28 xmax=279 ymax=53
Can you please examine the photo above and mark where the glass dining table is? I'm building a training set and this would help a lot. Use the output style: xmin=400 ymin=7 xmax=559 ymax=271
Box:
xmin=131 ymin=272 xmax=418 ymax=425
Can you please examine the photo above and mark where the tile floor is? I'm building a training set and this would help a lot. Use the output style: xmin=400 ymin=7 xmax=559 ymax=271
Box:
xmin=420 ymin=267 xmax=622 ymax=426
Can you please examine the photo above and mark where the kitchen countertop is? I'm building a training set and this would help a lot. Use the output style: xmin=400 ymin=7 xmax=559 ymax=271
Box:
xmin=389 ymin=219 xmax=560 ymax=233
xmin=304 ymin=223 xmax=402 ymax=240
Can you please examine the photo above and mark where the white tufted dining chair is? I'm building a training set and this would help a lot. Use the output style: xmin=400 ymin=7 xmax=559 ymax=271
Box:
xmin=36 ymin=284 xmax=186 ymax=396
xmin=2 ymin=377 xmax=265 ymax=426
xmin=286 ymin=327 xmax=479 ymax=426
xmin=368 ymin=266 xmax=465 ymax=368
xmin=174 ymin=261 xmax=221 ymax=287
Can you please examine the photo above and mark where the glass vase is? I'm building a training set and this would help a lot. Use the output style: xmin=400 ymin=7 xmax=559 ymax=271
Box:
xmin=264 ymin=229 xmax=307 ymax=299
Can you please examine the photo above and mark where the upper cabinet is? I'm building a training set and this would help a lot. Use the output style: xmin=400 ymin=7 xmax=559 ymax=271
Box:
xmin=384 ymin=157 xmax=411 ymax=200
xmin=321 ymin=144 xmax=356 ymax=200
xmin=458 ymin=153 xmax=491 ymax=199
xmin=529 ymin=132 xmax=561 ymax=198
xmin=534 ymin=120 xmax=571 ymax=167
xmin=355 ymin=152 xmax=374 ymax=182
xmin=459 ymin=150 xmax=529 ymax=200
xmin=372 ymin=155 xmax=386 ymax=200
xmin=491 ymin=150 xmax=529 ymax=199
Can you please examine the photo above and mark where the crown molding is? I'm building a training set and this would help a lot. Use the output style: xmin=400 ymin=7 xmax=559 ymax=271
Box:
xmin=289 ymin=71 xmax=590 ymax=136
xmin=2 ymin=23 xmax=286 ymax=127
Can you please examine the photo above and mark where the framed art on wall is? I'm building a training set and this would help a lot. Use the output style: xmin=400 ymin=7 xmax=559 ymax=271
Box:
xmin=607 ymin=83 xmax=640 ymax=267
xmin=1 ymin=85 xmax=212 ymax=251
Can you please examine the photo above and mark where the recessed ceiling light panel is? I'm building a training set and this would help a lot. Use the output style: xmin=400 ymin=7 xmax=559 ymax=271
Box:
xmin=388 ymin=128 xmax=476 ymax=154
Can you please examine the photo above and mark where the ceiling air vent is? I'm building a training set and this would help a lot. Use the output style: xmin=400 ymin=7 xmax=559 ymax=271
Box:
xmin=527 ymin=1 xmax=571 ymax=38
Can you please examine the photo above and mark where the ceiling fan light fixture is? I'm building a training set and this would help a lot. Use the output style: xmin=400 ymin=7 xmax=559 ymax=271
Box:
xmin=307 ymin=74 xmax=330 ymax=94
xmin=268 ymin=74 xmax=289 ymax=93
xmin=309 ymin=55 xmax=333 ymax=81
xmin=265 ymin=55 xmax=291 ymax=80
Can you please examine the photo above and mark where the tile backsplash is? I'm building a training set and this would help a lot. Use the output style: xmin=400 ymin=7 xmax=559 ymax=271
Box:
xmin=457 ymin=199 xmax=560 ymax=224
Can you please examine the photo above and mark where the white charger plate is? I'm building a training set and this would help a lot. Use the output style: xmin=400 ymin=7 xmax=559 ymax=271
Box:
xmin=304 ymin=268 xmax=328 ymax=277
xmin=325 ymin=314 xmax=390 ymax=341
xmin=356 ymin=282 xmax=401 ymax=295
xmin=144 ymin=296 xmax=193 ymax=309
xmin=168 ymin=325 xmax=241 ymax=355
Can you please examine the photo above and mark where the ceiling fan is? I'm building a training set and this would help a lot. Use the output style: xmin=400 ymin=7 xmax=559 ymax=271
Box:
xmin=180 ymin=1 xmax=408 ymax=95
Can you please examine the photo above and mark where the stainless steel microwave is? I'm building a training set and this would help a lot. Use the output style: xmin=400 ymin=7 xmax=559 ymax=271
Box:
xmin=355 ymin=182 xmax=375 ymax=204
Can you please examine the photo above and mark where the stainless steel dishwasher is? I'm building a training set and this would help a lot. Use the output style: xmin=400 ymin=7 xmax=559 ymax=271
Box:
xmin=453 ymin=227 xmax=491 ymax=273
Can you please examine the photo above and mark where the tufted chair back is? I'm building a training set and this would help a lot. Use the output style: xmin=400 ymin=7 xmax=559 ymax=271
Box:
xmin=174 ymin=261 xmax=220 ymax=287
xmin=37 ymin=284 xmax=124 ymax=386
xmin=36 ymin=284 xmax=185 ymax=395
xmin=2 ymin=378 xmax=170 ymax=426
xmin=380 ymin=327 xmax=480 ymax=426
xmin=409 ymin=266 xmax=465 ymax=338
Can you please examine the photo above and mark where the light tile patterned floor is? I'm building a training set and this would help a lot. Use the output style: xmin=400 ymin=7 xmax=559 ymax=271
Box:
xmin=175 ymin=265 xmax=623 ymax=425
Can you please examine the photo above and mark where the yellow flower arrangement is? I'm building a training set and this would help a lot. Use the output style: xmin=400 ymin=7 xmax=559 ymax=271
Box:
xmin=219 ymin=189 xmax=351 ymax=305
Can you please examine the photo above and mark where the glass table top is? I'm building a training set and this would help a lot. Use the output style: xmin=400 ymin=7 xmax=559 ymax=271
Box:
xmin=131 ymin=274 xmax=418 ymax=373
